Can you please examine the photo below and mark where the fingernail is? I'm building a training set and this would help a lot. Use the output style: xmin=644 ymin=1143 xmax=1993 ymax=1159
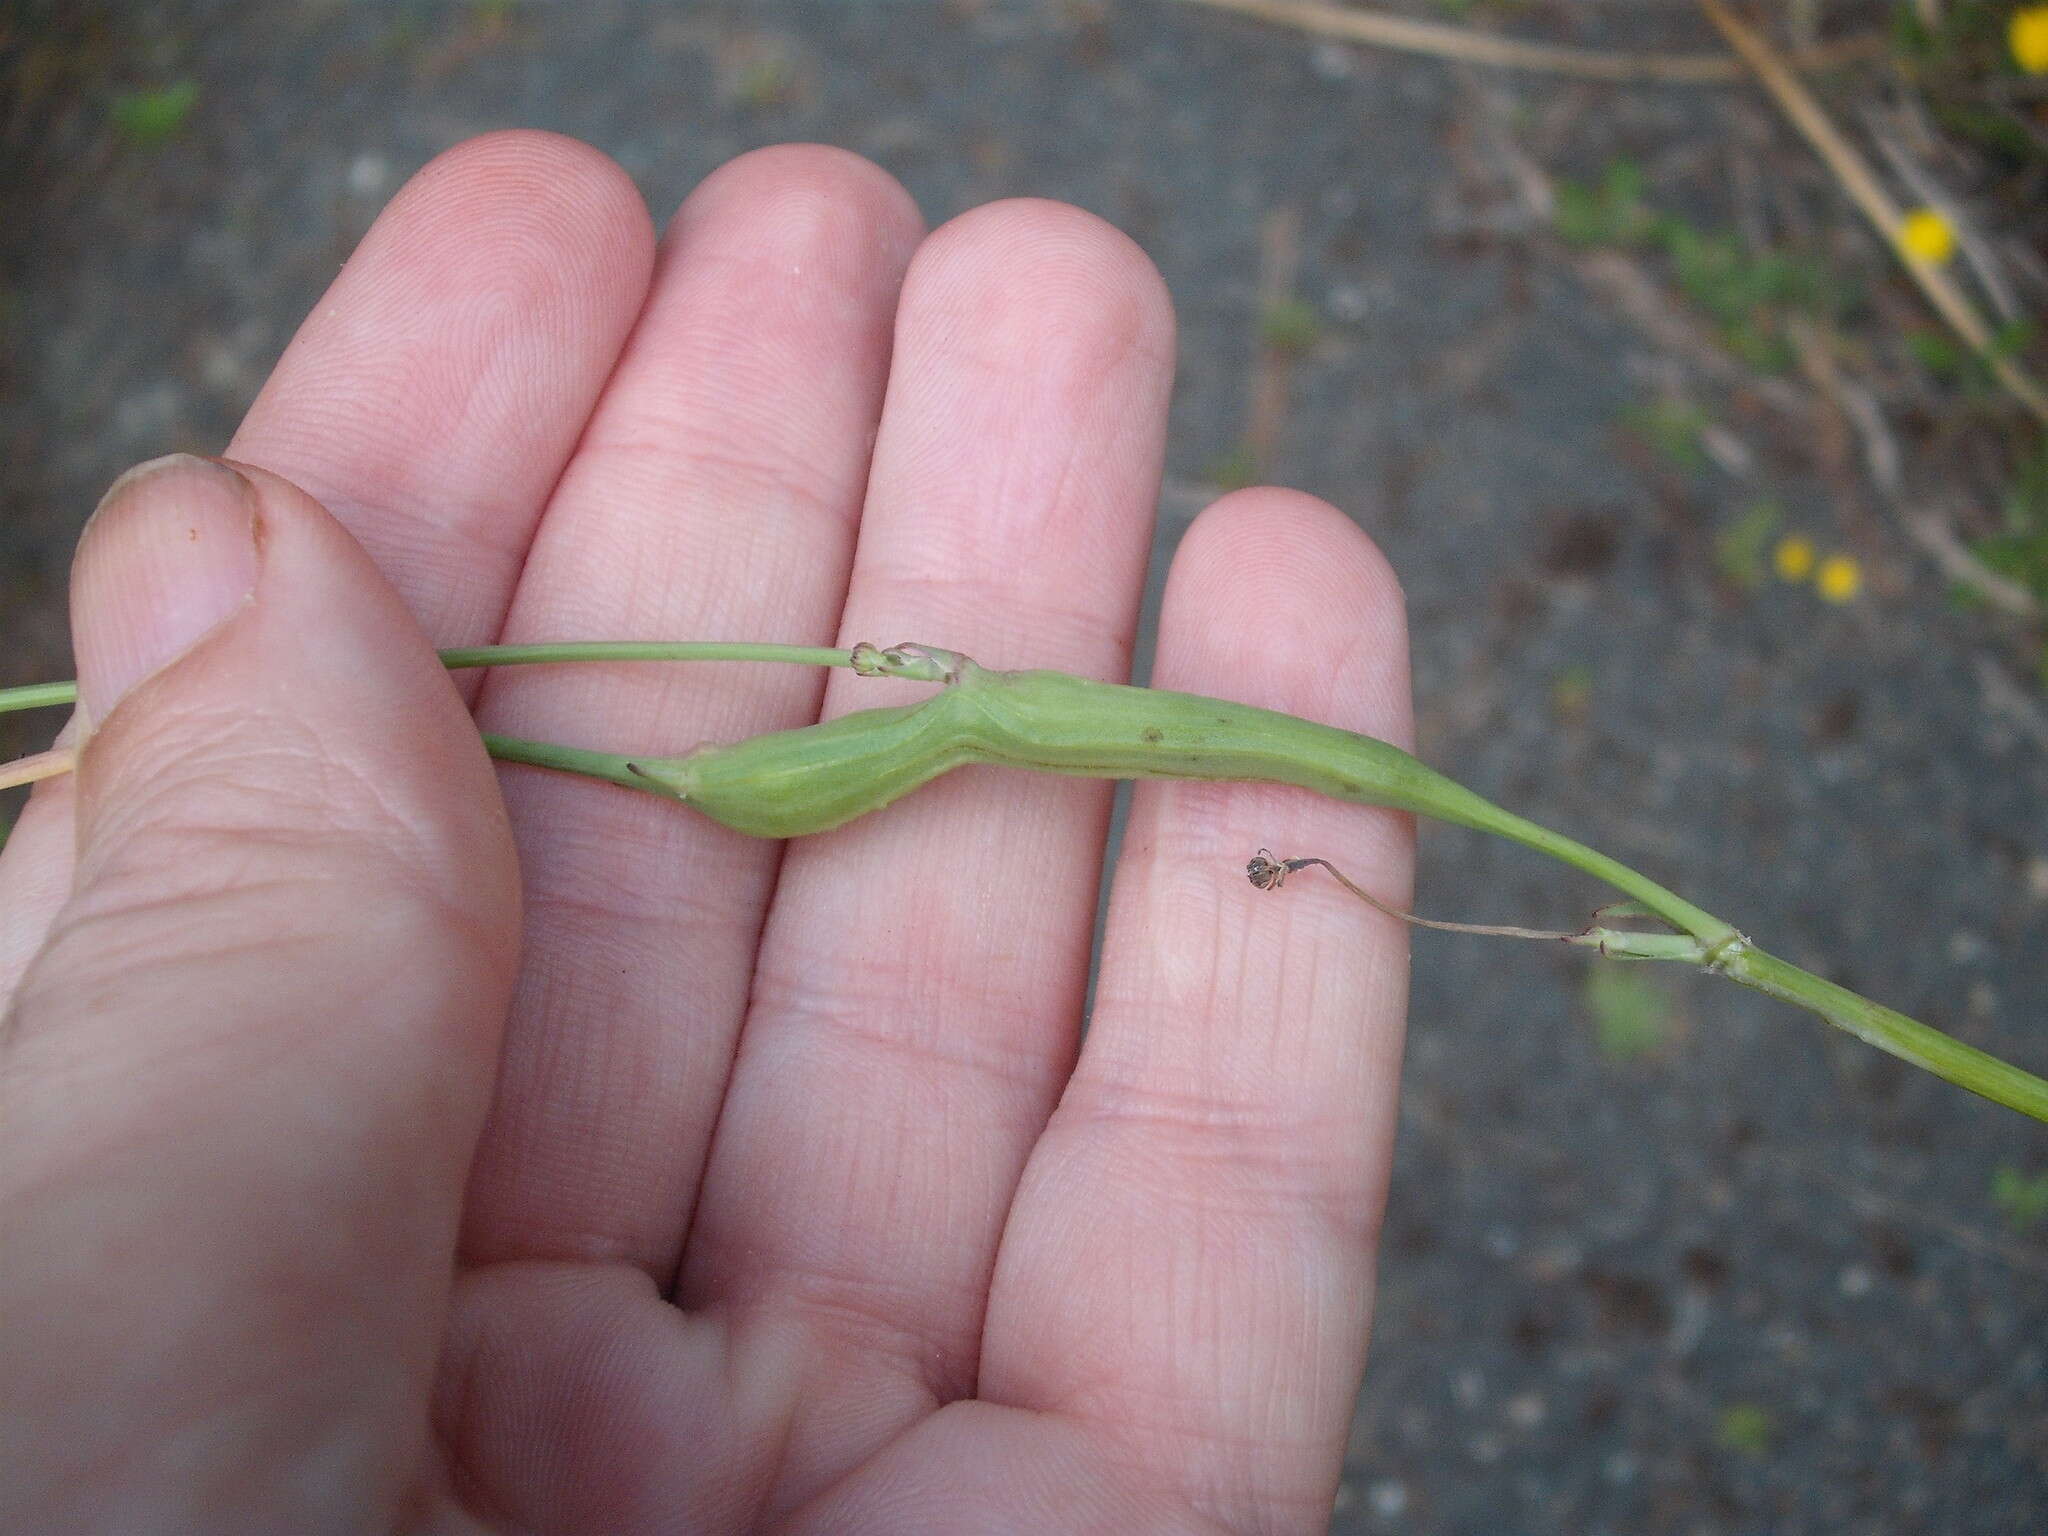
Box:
xmin=73 ymin=454 xmax=260 ymax=722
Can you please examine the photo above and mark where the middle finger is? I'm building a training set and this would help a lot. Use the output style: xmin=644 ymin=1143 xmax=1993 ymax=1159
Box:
xmin=459 ymin=146 xmax=923 ymax=1279
xmin=682 ymin=198 xmax=1176 ymax=1514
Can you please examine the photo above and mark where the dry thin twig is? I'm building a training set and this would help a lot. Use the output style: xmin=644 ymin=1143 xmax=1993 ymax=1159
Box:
xmin=1778 ymin=1152 xmax=2048 ymax=1284
xmin=1174 ymin=0 xmax=1882 ymax=83
xmin=1245 ymin=207 xmax=1304 ymax=468
xmin=1906 ymin=513 xmax=2045 ymax=622
xmin=1446 ymin=67 xmax=1817 ymax=417
xmin=1973 ymin=654 xmax=2048 ymax=753
xmin=1862 ymin=103 xmax=2024 ymax=325
xmin=0 ymin=748 xmax=76 ymax=792
xmin=1247 ymin=850 xmax=1583 ymax=941
xmin=1574 ymin=249 xmax=1810 ymax=416
xmin=1698 ymin=0 xmax=2048 ymax=427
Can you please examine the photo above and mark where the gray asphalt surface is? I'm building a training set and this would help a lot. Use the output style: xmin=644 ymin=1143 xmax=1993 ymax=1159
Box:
xmin=5 ymin=3 xmax=2046 ymax=1531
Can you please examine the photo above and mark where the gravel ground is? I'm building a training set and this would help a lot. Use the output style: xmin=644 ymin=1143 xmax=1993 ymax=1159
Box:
xmin=6 ymin=3 xmax=2046 ymax=1531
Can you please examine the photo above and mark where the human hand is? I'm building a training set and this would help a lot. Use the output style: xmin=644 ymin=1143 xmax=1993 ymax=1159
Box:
xmin=0 ymin=134 xmax=1413 ymax=1533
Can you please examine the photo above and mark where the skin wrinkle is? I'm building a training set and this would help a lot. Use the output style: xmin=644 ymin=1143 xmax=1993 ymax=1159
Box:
xmin=777 ymin=1404 xmax=1236 ymax=1536
xmin=468 ymin=971 xmax=739 ymax=1252
xmin=561 ymin=436 xmax=849 ymax=542
xmin=10 ymin=891 xmax=495 ymax=1115
xmin=515 ymin=850 xmax=767 ymax=950
xmin=1043 ymin=1257 xmax=1341 ymax=1455
xmin=750 ymin=1272 xmax=968 ymax=1405
xmin=70 ymin=783 xmax=480 ymax=947
xmin=72 ymin=666 xmax=486 ymax=905
xmin=791 ymin=831 xmax=1080 ymax=986
xmin=229 ymin=137 xmax=652 ymax=667
xmin=579 ymin=309 xmax=871 ymax=450
xmin=885 ymin=438 xmax=1136 ymax=625
xmin=740 ymin=967 xmax=1077 ymax=1104
xmin=248 ymin=346 xmax=553 ymax=555
xmin=1139 ymin=1099 xmax=1369 ymax=1246
xmin=59 ymin=822 xmax=437 ymax=945
xmin=866 ymin=561 xmax=1131 ymax=657
xmin=1133 ymin=829 xmax=1397 ymax=1011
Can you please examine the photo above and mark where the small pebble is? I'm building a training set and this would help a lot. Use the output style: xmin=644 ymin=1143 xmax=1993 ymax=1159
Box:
xmin=1327 ymin=282 xmax=1371 ymax=322
xmin=1311 ymin=41 xmax=1356 ymax=79
xmin=348 ymin=153 xmax=390 ymax=196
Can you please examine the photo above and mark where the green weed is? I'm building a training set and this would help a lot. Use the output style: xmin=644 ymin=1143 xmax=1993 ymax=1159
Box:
xmin=1716 ymin=500 xmax=1784 ymax=591
xmin=1555 ymin=159 xmax=1836 ymax=374
xmin=1716 ymin=1403 xmax=1773 ymax=1457
xmin=1553 ymin=159 xmax=1659 ymax=248
xmin=736 ymin=57 xmax=796 ymax=108
xmin=1619 ymin=400 xmax=1710 ymax=475
xmin=111 ymin=81 xmax=198 ymax=147
xmin=1964 ymin=438 xmax=2048 ymax=608
xmin=1260 ymin=298 xmax=1322 ymax=355
xmin=1550 ymin=664 xmax=1593 ymax=724
xmin=1204 ymin=443 xmax=1260 ymax=491
xmin=1908 ymin=320 xmax=2037 ymax=395
xmin=1990 ymin=1166 xmax=2048 ymax=1232
xmin=1586 ymin=965 xmax=1673 ymax=1062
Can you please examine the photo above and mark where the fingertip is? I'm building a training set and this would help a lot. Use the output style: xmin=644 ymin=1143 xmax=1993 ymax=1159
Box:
xmin=340 ymin=130 xmax=655 ymax=330
xmin=674 ymin=142 xmax=924 ymax=259
xmin=1159 ymin=487 xmax=1411 ymax=749
xmin=910 ymin=198 xmax=1177 ymax=368
xmin=230 ymin=130 xmax=656 ymax=621
xmin=404 ymin=129 xmax=655 ymax=255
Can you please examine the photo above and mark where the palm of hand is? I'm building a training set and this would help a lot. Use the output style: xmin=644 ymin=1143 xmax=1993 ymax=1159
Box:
xmin=0 ymin=136 xmax=1411 ymax=1533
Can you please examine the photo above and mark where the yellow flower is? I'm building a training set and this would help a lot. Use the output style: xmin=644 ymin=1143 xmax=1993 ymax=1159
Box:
xmin=1898 ymin=207 xmax=1956 ymax=266
xmin=1773 ymin=535 xmax=1815 ymax=582
xmin=1816 ymin=554 xmax=1862 ymax=604
xmin=2013 ymin=6 xmax=2048 ymax=74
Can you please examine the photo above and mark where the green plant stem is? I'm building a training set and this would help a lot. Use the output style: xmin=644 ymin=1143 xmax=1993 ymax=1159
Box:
xmin=435 ymin=641 xmax=856 ymax=673
xmin=0 ymin=681 xmax=80 ymax=714
xmin=478 ymin=734 xmax=649 ymax=794
xmin=1720 ymin=945 xmax=2048 ymax=1123
xmin=1284 ymin=851 xmax=2048 ymax=1121
xmin=0 ymin=642 xmax=861 ymax=719
xmin=4 ymin=639 xmax=2044 ymax=1124
xmin=628 ymin=657 xmax=1740 ymax=947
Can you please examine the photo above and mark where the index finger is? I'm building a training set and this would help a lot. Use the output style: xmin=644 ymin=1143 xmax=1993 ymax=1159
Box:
xmin=229 ymin=130 xmax=654 ymax=658
xmin=0 ymin=131 xmax=653 ymax=1009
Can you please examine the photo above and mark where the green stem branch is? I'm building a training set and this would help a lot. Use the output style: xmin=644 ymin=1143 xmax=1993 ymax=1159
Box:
xmin=477 ymin=735 xmax=647 ymax=793
xmin=0 ymin=641 xmax=864 ymax=719
xmin=1721 ymin=945 xmax=2048 ymax=1123
xmin=0 ymin=681 xmax=80 ymax=714
xmin=5 ymin=639 xmax=2044 ymax=1125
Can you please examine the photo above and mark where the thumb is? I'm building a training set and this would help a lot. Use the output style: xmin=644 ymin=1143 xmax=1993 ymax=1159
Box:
xmin=0 ymin=455 xmax=519 ymax=1525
